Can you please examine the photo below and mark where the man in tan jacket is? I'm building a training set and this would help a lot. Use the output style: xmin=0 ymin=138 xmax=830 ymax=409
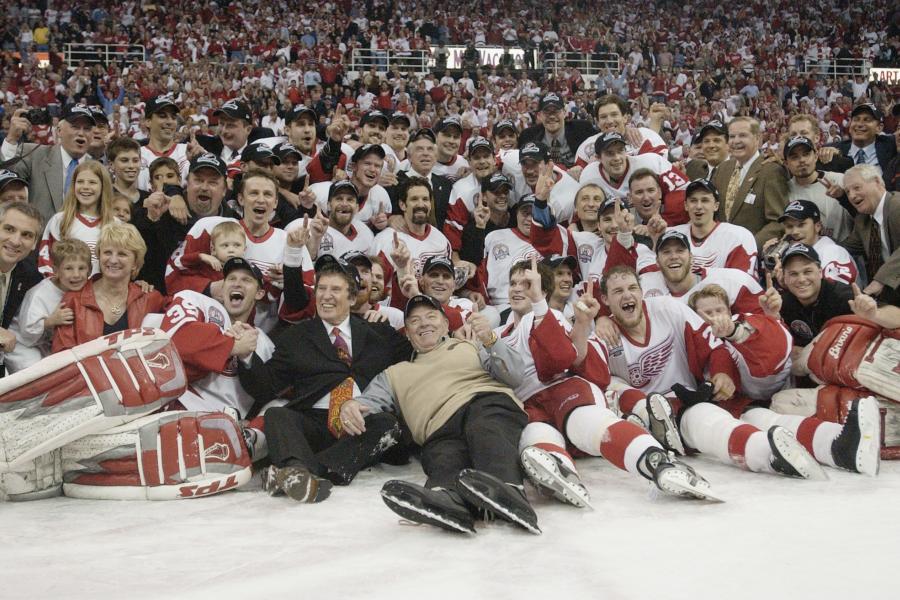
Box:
xmin=339 ymin=294 xmax=538 ymax=535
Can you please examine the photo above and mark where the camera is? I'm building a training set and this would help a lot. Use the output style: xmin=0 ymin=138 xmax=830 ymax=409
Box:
xmin=763 ymin=236 xmax=792 ymax=271
xmin=162 ymin=184 xmax=185 ymax=197
xmin=24 ymin=108 xmax=51 ymax=126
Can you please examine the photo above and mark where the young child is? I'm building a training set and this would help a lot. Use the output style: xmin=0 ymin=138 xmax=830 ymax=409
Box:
xmin=6 ymin=240 xmax=92 ymax=372
xmin=38 ymin=160 xmax=115 ymax=277
xmin=167 ymin=220 xmax=247 ymax=295
xmin=108 ymin=137 xmax=144 ymax=204
xmin=149 ymin=156 xmax=181 ymax=192
xmin=111 ymin=192 xmax=133 ymax=222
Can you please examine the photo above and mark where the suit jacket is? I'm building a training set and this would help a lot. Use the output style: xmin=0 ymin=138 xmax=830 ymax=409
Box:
xmin=518 ymin=120 xmax=598 ymax=167
xmin=387 ymin=171 xmax=454 ymax=230
xmin=1 ymin=255 xmax=41 ymax=329
xmin=686 ymin=159 xmax=713 ymax=181
xmin=711 ymin=155 xmax=789 ymax=248
xmin=830 ymin=134 xmax=897 ymax=174
xmin=841 ymin=191 xmax=900 ymax=305
xmin=8 ymin=143 xmax=67 ymax=222
xmin=239 ymin=314 xmax=412 ymax=414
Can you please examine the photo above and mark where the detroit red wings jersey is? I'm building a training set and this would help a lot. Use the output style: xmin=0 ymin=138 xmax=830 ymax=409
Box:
xmin=640 ymin=267 xmax=763 ymax=315
xmin=373 ymin=225 xmax=451 ymax=308
xmin=710 ymin=314 xmax=792 ymax=401
xmin=482 ymin=228 xmax=540 ymax=309
xmin=575 ymin=127 xmax=667 ymax=167
xmin=671 ymin=222 xmax=758 ymax=276
xmin=599 ymin=297 xmax=737 ymax=394
xmin=443 ymin=173 xmax=485 ymax=250
xmin=158 ymin=291 xmax=275 ymax=417
xmin=316 ymin=223 xmax=375 ymax=259
xmin=432 ymin=154 xmax=470 ymax=181
xmin=814 ymin=236 xmax=857 ymax=285
xmin=38 ymin=212 xmax=103 ymax=277
xmin=499 ymin=155 xmax=582 ymax=224
xmin=579 ymin=152 xmax=685 ymax=203
xmin=311 ymin=181 xmax=392 ymax=227
xmin=138 ymin=143 xmax=190 ymax=191
xmin=532 ymin=225 xmax=656 ymax=285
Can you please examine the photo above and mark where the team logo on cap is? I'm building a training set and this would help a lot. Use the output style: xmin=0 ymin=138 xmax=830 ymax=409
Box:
xmin=221 ymin=100 xmax=241 ymax=111
xmin=785 ymin=200 xmax=806 ymax=213
xmin=522 ymin=142 xmax=540 ymax=153
xmin=543 ymin=93 xmax=561 ymax=103
xmin=195 ymin=153 xmax=220 ymax=166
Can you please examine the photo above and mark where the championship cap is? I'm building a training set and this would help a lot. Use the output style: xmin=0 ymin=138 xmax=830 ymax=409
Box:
xmin=781 ymin=242 xmax=820 ymax=265
xmin=655 ymin=230 xmax=691 ymax=253
xmin=481 ymin=172 xmax=512 ymax=193
xmin=492 ymin=119 xmax=518 ymax=136
xmin=189 ymin=153 xmax=228 ymax=178
xmin=340 ymin=250 xmax=373 ymax=269
xmin=222 ymin=257 xmax=264 ymax=286
xmin=519 ymin=141 xmax=549 ymax=163
xmin=389 ymin=111 xmax=412 ymax=127
xmin=314 ymin=254 xmax=362 ymax=288
xmin=0 ymin=169 xmax=28 ymax=193
xmin=422 ymin=255 xmax=455 ymax=276
xmin=404 ymin=294 xmax=446 ymax=317
xmin=273 ymin=141 xmax=303 ymax=160
xmin=241 ymin=143 xmax=281 ymax=165
xmin=213 ymin=99 xmax=252 ymax=123
xmin=328 ymin=179 xmax=360 ymax=202
xmin=61 ymin=104 xmax=97 ymax=126
xmin=685 ymin=178 xmax=719 ymax=200
xmin=696 ymin=119 xmax=727 ymax=142
xmin=351 ymin=143 xmax=386 ymax=163
xmin=594 ymin=131 xmax=627 ymax=155
xmin=286 ymin=104 xmax=318 ymax=123
xmin=435 ymin=116 xmax=463 ymax=134
xmin=779 ymin=199 xmax=821 ymax=223
xmin=410 ymin=128 xmax=437 ymax=144
xmin=360 ymin=110 xmax=390 ymax=127
xmin=539 ymin=93 xmax=564 ymax=111
xmin=783 ymin=135 xmax=816 ymax=158
xmin=145 ymin=95 xmax=179 ymax=117
xmin=467 ymin=136 xmax=494 ymax=156
xmin=851 ymin=103 xmax=883 ymax=122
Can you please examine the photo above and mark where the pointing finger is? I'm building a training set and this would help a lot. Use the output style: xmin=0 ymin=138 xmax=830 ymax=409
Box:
xmin=851 ymin=283 xmax=862 ymax=298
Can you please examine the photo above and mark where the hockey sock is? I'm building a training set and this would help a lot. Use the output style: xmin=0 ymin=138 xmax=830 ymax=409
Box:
xmin=519 ymin=422 xmax=577 ymax=473
xmin=565 ymin=405 xmax=659 ymax=477
xmin=742 ymin=408 xmax=840 ymax=468
xmin=680 ymin=403 xmax=773 ymax=473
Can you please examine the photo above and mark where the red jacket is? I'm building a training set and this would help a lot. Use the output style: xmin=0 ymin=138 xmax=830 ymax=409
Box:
xmin=52 ymin=279 xmax=167 ymax=353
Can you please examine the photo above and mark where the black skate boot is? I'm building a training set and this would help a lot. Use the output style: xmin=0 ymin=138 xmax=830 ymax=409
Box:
xmin=380 ymin=480 xmax=476 ymax=534
xmin=646 ymin=393 xmax=686 ymax=455
xmin=831 ymin=397 xmax=881 ymax=476
xmin=456 ymin=469 xmax=541 ymax=534
xmin=767 ymin=426 xmax=828 ymax=481
xmin=637 ymin=447 xmax=724 ymax=502
xmin=262 ymin=465 xmax=333 ymax=502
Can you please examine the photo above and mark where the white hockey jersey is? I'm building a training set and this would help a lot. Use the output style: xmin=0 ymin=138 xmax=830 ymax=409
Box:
xmin=579 ymin=152 xmax=684 ymax=203
xmin=788 ymin=173 xmax=853 ymax=242
xmin=575 ymin=127 xmax=668 ymax=166
xmin=38 ymin=212 xmax=104 ymax=277
xmin=670 ymin=222 xmax=758 ymax=277
xmin=813 ymin=235 xmax=857 ymax=285
xmin=432 ymin=154 xmax=470 ymax=181
xmin=481 ymin=227 xmax=541 ymax=310
xmin=311 ymin=181 xmax=392 ymax=227
xmin=316 ymin=223 xmax=375 ymax=260
xmin=137 ymin=142 xmax=190 ymax=191
xmin=640 ymin=267 xmax=764 ymax=314
xmin=372 ymin=225 xmax=452 ymax=309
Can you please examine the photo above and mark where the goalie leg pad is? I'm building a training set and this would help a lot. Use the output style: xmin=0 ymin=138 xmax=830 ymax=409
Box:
xmin=0 ymin=450 xmax=63 ymax=502
xmin=803 ymin=316 xmax=881 ymax=388
xmin=61 ymin=411 xmax=251 ymax=500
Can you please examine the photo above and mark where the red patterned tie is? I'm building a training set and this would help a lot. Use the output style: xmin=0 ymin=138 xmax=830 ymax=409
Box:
xmin=327 ymin=327 xmax=354 ymax=438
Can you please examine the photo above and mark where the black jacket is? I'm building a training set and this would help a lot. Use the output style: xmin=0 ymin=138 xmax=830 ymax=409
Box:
xmin=518 ymin=120 xmax=598 ymax=167
xmin=780 ymin=279 xmax=854 ymax=346
xmin=387 ymin=170 xmax=454 ymax=230
xmin=239 ymin=314 xmax=412 ymax=414
xmin=2 ymin=255 xmax=41 ymax=329
xmin=829 ymin=134 xmax=898 ymax=174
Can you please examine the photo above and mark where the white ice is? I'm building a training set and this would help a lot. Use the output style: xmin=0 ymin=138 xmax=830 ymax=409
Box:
xmin=2 ymin=457 xmax=898 ymax=600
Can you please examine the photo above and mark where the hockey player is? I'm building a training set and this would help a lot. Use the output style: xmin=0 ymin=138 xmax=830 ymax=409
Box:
xmin=443 ymin=136 xmax=504 ymax=251
xmin=574 ymin=95 xmax=668 ymax=166
xmin=670 ymin=179 xmax=758 ymax=276
xmin=137 ymin=95 xmax=191 ymax=191
xmin=432 ymin=117 xmax=471 ymax=181
xmin=307 ymin=180 xmax=375 ymax=260
xmin=310 ymin=144 xmax=393 ymax=230
xmin=503 ymin=258 xmax=721 ymax=505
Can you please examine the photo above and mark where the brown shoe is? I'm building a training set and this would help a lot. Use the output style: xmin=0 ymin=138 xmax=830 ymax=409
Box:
xmin=275 ymin=466 xmax=333 ymax=503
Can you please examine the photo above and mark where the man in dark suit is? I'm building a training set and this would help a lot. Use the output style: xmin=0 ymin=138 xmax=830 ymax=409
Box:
xmin=238 ymin=255 xmax=411 ymax=502
xmin=0 ymin=105 xmax=97 ymax=221
xmin=711 ymin=116 xmax=789 ymax=248
xmin=387 ymin=128 xmax=453 ymax=229
xmin=841 ymin=165 xmax=900 ymax=306
xmin=518 ymin=93 xmax=597 ymax=168
xmin=0 ymin=202 xmax=43 ymax=377
xmin=826 ymin=104 xmax=897 ymax=175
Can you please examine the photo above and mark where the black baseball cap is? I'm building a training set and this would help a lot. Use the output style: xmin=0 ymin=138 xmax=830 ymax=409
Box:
xmin=781 ymin=242 xmax=820 ymax=265
xmin=241 ymin=143 xmax=281 ymax=165
xmin=341 ymin=250 xmax=373 ymax=269
xmin=517 ymin=193 xmax=537 ymax=210
xmin=542 ymin=255 xmax=579 ymax=274
xmin=410 ymin=128 xmax=436 ymax=144
xmin=189 ymin=153 xmax=227 ymax=178
xmin=404 ymin=293 xmax=446 ymax=317
xmin=594 ymin=131 xmax=627 ymax=155
xmin=481 ymin=172 xmax=512 ymax=193
xmin=88 ymin=106 xmax=108 ymax=126
xmin=851 ymin=103 xmax=883 ymax=122
xmin=696 ymin=119 xmax=727 ymax=142
xmin=685 ymin=178 xmax=719 ymax=200
xmin=422 ymin=255 xmax=454 ymax=276
xmin=389 ymin=111 xmax=411 ymax=127
xmin=467 ymin=136 xmax=494 ymax=156
xmin=62 ymin=105 xmax=97 ymax=126
xmin=328 ymin=179 xmax=360 ymax=202
xmin=779 ymin=199 xmax=821 ymax=223
xmin=783 ymin=135 xmax=816 ymax=158
xmin=599 ymin=196 xmax=628 ymax=214
xmin=286 ymin=104 xmax=317 ymax=123
xmin=213 ymin=99 xmax=252 ymax=123
xmin=0 ymin=169 xmax=28 ymax=192
xmin=360 ymin=110 xmax=389 ymax=127
xmin=273 ymin=141 xmax=303 ymax=160
xmin=351 ymin=143 xmax=386 ymax=164
xmin=314 ymin=254 xmax=362 ymax=288
xmin=435 ymin=116 xmax=463 ymax=134
xmin=222 ymin=257 xmax=264 ymax=286
xmin=655 ymin=230 xmax=691 ymax=252
xmin=539 ymin=93 xmax=564 ymax=111
xmin=519 ymin=141 xmax=549 ymax=163
xmin=146 ymin=95 xmax=179 ymax=117
xmin=492 ymin=119 xmax=517 ymax=136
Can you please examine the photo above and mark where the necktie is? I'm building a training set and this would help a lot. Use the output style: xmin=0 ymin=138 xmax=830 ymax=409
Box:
xmin=724 ymin=165 xmax=741 ymax=221
xmin=866 ymin=219 xmax=885 ymax=282
xmin=855 ymin=149 xmax=867 ymax=165
xmin=0 ymin=271 xmax=8 ymax=324
xmin=550 ymin=138 xmax=561 ymax=163
xmin=64 ymin=159 xmax=78 ymax=194
xmin=327 ymin=327 xmax=354 ymax=438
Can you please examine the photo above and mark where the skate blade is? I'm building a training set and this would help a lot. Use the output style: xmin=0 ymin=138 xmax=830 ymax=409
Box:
xmin=649 ymin=395 xmax=686 ymax=455
xmin=457 ymin=480 xmax=542 ymax=535
xmin=380 ymin=490 xmax=476 ymax=534
xmin=855 ymin=398 xmax=882 ymax=477
xmin=772 ymin=428 xmax=829 ymax=481
xmin=657 ymin=469 xmax=725 ymax=503
xmin=521 ymin=447 xmax=593 ymax=510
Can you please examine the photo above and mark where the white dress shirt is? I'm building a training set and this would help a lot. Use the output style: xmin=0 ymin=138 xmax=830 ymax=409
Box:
xmin=849 ymin=142 xmax=881 ymax=175
xmin=873 ymin=192 xmax=890 ymax=262
xmin=312 ymin=316 xmax=362 ymax=408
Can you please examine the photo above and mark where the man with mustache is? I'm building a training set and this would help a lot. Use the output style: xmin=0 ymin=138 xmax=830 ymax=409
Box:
xmin=306 ymin=180 xmax=375 ymax=260
xmin=309 ymin=144 xmax=393 ymax=231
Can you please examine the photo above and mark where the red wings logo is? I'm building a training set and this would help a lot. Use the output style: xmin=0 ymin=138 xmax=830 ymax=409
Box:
xmin=627 ymin=335 xmax=674 ymax=388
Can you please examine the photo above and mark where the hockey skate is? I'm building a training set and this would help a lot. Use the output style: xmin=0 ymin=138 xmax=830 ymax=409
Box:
xmin=262 ymin=465 xmax=333 ymax=502
xmin=380 ymin=480 xmax=476 ymax=534
xmin=638 ymin=447 xmax=724 ymax=502
xmin=647 ymin=394 xmax=686 ymax=455
xmin=456 ymin=469 xmax=541 ymax=534
xmin=768 ymin=426 xmax=828 ymax=481
xmin=520 ymin=446 xmax=592 ymax=509
xmin=831 ymin=397 xmax=881 ymax=476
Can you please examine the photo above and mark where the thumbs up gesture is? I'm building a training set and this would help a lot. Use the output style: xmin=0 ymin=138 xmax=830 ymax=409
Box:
xmin=466 ymin=303 xmax=495 ymax=346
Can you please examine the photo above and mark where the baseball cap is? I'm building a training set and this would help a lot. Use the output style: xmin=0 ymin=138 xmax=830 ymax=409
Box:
xmin=213 ymin=99 xmax=252 ymax=123
xmin=314 ymin=254 xmax=362 ymax=288
xmin=422 ymin=255 xmax=455 ymax=276
xmin=341 ymin=250 xmax=373 ymax=269
xmin=481 ymin=172 xmax=512 ymax=193
xmin=783 ymin=135 xmax=816 ymax=158
xmin=273 ymin=141 xmax=303 ymax=161
xmin=685 ymin=178 xmax=719 ymax=200
xmin=519 ymin=141 xmax=549 ymax=163
xmin=360 ymin=110 xmax=390 ymax=127
xmin=189 ymin=153 xmax=228 ymax=178
xmin=62 ymin=105 xmax=97 ymax=126
xmin=404 ymin=293 xmax=446 ymax=318
xmin=599 ymin=196 xmax=629 ymax=214
xmin=517 ymin=193 xmax=537 ymax=210
xmin=492 ymin=119 xmax=518 ymax=136
xmin=542 ymin=255 xmax=579 ymax=274
xmin=467 ymin=136 xmax=494 ymax=156
xmin=594 ymin=131 xmax=627 ymax=155
xmin=779 ymin=199 xmax=821 ymax=223
xmin=655 ymin=230 xmax=691 ymax=252
xmin=286 ymin=104 xmax=317 ymax=123
xmin=851 ymin=103 xmax=883 ymax=122
xmin=410 ymin=128 xmax=436 ymax=144
xmin=145 ymin=95 xmax=179 ymax=117
xmin=241 ymin=143 xmax=282 ymax=165
xmin=696 ymin=119 xmax=727 ymax=142
xmin=539 ymin=93 xmax=564 ymax=111
xmin=389 ymin=111 xmax=411 ymax=127
xmin=328 ymin=179 xmax=360 ymax=202
xmin=88 ymin=106 xmax=108 ymax=126
xmin=781 ymin=242 xmax=820 ymax=265
xmin=0 ymin=169 xmax=28 ymax=193
xmin=351 ymin=143 xmax=386 ymax=163
xmin=222 ymin=257 xmax=264 ymax=286
xmin=435 ymin=116 xmax=463 ymax=134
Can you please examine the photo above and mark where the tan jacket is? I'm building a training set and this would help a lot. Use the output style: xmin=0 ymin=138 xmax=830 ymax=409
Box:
xmin=711 ymin=155 xmax=789 ymax=248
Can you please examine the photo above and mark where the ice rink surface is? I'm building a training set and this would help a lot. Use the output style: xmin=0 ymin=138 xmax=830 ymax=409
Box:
xmin=2 ymin=456 xmax=898 ymax=600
